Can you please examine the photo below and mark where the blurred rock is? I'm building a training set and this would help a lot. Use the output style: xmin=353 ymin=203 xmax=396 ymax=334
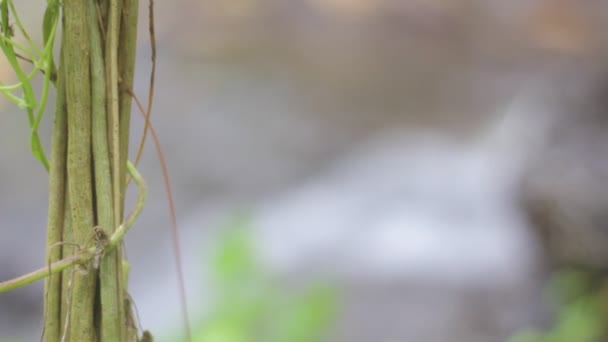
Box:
xmin=517 ymin=63 xmax=608 ymax=271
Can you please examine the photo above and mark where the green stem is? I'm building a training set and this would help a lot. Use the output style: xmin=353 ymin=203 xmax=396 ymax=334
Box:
xmin=106 ymin=0 xmax=121 ymax=232
xmin=118 ymin=0 xmax=138 ymax=219
xmin=7 ymin=0 xmax=41 ymax=56
xmin=43 ymin=50 xmax=67 ymax=342
xmin=60 ymin=182 xmax=73 ymax=336
xmin=0 ymin=68 xmax=37 ymax=91
xmin=110 ymin=162 xmax=147 ymax=247
xmin=63 ymin=0 xmax=96 ymax=338
xmin=88 ymin=0 xmax=124 ymax=339
xmin=0 ymin=33 xmax=37 ymax=59
xmin=0 ymin=253 xmax=89 ymax=294
xmin=0 ymin=161 xmax=147 ymax=294
xmin=32 ymin=1 xmax=60 ymax=134
xmin=117 ymin=3 xmax=139 ymax=340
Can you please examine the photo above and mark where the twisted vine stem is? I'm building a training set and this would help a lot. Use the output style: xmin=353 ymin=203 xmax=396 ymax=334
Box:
xmin=0 ymin=161 xmax=147 ymax=293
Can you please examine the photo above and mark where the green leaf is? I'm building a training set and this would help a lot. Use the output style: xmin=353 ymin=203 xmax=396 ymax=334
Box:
xmin=212 ymin=218 xmax=258 ymax=287
xmin=189 ymin=217 xmax=338 ymax=342
xmin=42 ymin=1 xmax=59 ymax=46
xmin=30 ymin=132 xmax=49 ymax=171
xmin=271 ymin=286 xmax=337 ymax=342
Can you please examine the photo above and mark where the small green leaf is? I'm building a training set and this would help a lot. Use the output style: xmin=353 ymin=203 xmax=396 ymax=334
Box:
xmin=271 ymin=286 xmax=337 ymax=342
xmin=212 ymin=218 xmax=258 ymax=286
xmin=42 ymin=1 xmax=59 ymax=46
xmin=30 ymin=133 xmax=49 ymax=171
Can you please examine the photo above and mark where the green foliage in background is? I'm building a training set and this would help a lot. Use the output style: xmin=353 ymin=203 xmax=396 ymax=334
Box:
xmin=0 ymin=0 xmax=60 ymax=171
xmin=187 ymin=218 xmax=338 ymax=342
xmin=510 ymin=270 xmax=607 ymax=342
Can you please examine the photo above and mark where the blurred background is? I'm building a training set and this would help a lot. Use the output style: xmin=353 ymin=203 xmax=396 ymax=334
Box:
xmin=2 ymin=0 xmax=608 ymax=341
